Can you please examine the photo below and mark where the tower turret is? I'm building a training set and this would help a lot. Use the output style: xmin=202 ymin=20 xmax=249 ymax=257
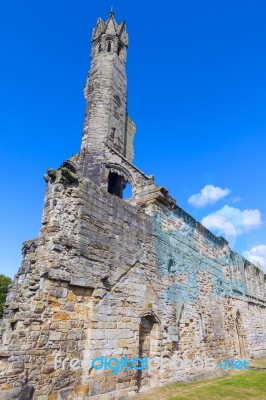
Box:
xmin=91 ymin=10 xmax=128 ymax=63
xmin=81 ymin=11 xmax=136 ymax=187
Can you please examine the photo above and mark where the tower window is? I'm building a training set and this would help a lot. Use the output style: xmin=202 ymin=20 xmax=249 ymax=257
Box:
xmin=107 ymin=42 xmax=112 ymax=52
xmin=168 ymin=258 xmax=175 ymax=273
xmin=108 ymin=172 xmax=125 ymax=198
xmin=110 ymin=127 xmax=116 ymax=140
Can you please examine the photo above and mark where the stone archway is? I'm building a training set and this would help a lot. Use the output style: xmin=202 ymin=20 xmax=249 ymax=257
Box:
xmin=136 ymin=312 xmax=160 ymax=392
xmin=105 ymin=163 xmax=136 ymax=199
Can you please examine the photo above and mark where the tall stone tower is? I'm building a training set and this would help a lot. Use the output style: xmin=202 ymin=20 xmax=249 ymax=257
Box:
xmin=81 ymin=11 xmax=136 ymax=197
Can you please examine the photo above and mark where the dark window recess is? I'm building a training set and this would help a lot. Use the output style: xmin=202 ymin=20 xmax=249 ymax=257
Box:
xmin=107 ymin=42 xmax=112 ymax=52
xmin=108 ymin=172 xmax=126 ymax=198
xmin=110 ymin=127 xmax=116 ymax=140
xmin=10 ymin=321 xmax=18 ymax=331
xmin=101 ymin=276 xmax=111 ymax=289
xmin=168 ymin=258 xmax=175 ymax=273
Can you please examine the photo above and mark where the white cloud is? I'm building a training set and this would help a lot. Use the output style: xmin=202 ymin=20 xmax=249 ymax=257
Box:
xmin=201 ymin=205 xmax=263 ymax=247
xmin=202 ymin=205 xmax=262 ymax=235
xmin=188 ymin=185 xmax=230 ymax=208
xmin=231 ymin=197 xmax=242 ymax=203
xmin=243 ymin=245 xmax=266 ymax=272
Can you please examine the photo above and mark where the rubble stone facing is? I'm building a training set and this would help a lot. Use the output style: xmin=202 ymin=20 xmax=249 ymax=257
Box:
xmin=0 ymin=10 xmax=265 ymax=400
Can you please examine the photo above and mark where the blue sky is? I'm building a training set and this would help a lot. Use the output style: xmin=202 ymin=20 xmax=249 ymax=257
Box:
xmin=1 ymin=0 xmax=266 ymax=277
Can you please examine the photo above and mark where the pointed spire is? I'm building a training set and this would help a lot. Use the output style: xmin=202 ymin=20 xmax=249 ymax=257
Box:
xmin=106 ymin=8 xmax=116 ymax=24
xmin=105 ymin=9 xmax=117 ymax=34
xmin=92 ymin=11 xmax=128 ymax=46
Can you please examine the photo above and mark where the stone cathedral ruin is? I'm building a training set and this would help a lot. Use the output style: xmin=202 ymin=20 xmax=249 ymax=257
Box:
xmin=0 ymin=10 xmax=265 ymax=400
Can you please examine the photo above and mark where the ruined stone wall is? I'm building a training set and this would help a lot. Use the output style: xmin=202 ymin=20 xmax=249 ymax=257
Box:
xmin=2 ymin=10 xmax=265 ymax=400
xmin=0 ymin=175 xmax=265 ymax=400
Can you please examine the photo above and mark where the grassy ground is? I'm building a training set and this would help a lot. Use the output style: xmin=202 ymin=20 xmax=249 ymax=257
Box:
xmin=134 ymin=359 xmax=266 ymax=400
xmin=255 ymin=358 xmax=266 ymax=367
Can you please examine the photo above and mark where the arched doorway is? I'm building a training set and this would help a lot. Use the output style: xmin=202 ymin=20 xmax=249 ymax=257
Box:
xmin=137 ymin=313 xmax=160 ymax=392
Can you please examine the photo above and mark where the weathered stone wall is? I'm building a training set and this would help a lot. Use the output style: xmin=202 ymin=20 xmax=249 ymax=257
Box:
xmin=0 ymin=174 xmax=265 ymax=399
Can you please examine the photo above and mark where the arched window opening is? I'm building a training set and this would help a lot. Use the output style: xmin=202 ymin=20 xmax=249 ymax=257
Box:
xmin=107 ymin=42 xmax=112 ymax=52
xmin=108 ymin=172 xmax=125 ymax=198
xmin=167 ymin=258 xmax=175 ymax=273
xmin=123 ymin=182 xmax=133 ymax=199
xmin=137 ymin=314 xmax=160 ymax=392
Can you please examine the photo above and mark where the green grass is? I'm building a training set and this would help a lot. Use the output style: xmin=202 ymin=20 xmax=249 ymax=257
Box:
xmin=170 ymin=371 xmax=266 ymax=400
xmin=134 ymin=362 xmax=266 ymax=400
xmin=254 ymin=358 xmax=266 ymax=367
